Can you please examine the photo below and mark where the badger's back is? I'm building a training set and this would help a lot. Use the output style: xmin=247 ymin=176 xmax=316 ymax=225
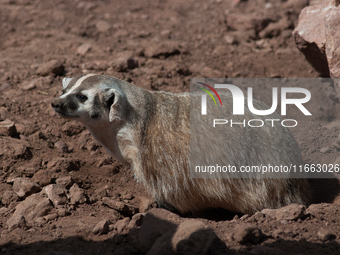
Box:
xmin=134 ymin=91 xmax=311 ymax=214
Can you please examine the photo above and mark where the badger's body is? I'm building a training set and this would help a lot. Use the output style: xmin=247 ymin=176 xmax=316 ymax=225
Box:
xmin=51 ymin=74 xmax=311 ymax=214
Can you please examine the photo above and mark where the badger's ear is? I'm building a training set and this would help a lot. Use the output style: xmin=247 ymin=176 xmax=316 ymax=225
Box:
xmin=103 ymin=88 xmax=121 ymax=122
xmin=62 ymin=77 xmax=72 ymax=88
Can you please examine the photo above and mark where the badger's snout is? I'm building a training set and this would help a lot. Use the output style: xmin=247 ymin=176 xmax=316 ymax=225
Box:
xmin=51 ymin=98 xmax=64 ymax=110
xmin=51 ymin=97 xmax=78 ymax=117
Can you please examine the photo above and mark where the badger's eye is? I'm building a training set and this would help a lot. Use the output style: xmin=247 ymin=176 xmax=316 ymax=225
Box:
xmin=77 ymin=94 xmax=88 ymax=102
xmin=61 ymin=89 xmax=66 ymax=95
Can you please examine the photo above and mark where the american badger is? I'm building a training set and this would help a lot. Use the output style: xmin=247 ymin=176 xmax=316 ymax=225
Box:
xmin=51 ymin=74 xmax=311 ymax=214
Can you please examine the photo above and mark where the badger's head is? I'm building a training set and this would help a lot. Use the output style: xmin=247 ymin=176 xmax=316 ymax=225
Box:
xmin=51 ymin=74 xmax=127 ymax=127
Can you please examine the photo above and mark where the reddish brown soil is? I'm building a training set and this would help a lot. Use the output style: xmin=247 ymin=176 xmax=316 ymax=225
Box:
xmin=0 ymin=0 xmax=340 ymax=254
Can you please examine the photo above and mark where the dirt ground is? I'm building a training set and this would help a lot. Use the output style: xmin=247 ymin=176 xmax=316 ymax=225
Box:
xmin=1 ymin=0 xmax=340 ymax=254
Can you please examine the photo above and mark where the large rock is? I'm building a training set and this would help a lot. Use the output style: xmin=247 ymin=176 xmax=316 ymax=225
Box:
xmin=0 ymin=137 xmax=32 ymax=159
xmin=170 ymin=220 xmax=216 ymax=255
xmin=324 ymin=6 xmax=340 ymax=78
xmin=44 ymin=184 xmax=68 ymax=207
xmin=137 ymin=209 xmax=180 ymax=253
xmin=1 ymin=190 xmax=19 ymax=206
xmin=145 ymin=219 xmax=218 ymax=255
xmin=7 ymin=192 xmax=53 ymax=229
xmin=293 ymin=0 xmax=340 ymax=77
xmin=13 ymin=178 xmax=41 ymax=198
xmin=68 ymin=183 xmax=87 ymax=204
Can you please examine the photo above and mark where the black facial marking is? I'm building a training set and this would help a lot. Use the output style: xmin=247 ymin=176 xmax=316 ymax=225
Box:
xmin=90 ymin=94 xmax=101 ymax=119
xmin=68 ymin=98 xmax=78 ymax=111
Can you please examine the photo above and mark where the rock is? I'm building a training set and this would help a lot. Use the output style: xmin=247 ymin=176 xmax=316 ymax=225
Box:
xmin=306 ymin=204 xmax=332 ymax=218
xmin=31 ymin=130 xmax=47 ymax=141
xmin=171 ymin=220 xmax=216 ymax=255
xmin=36 ymin=59 xmax=65 ymax=76
xmin=127 ymin=213 xmax=145 ymax=230
xmin=310 ymin=0 xmax=327 ymax=6
xmin=44 ymin=213 xmax=58 ymax=222
xmin=102 ymin=197 xmax=138 ymax=215
xmin=47 ymin=158 xmax=80 ymax=173
xmin=137 ymin=209 xmax=180 ymax=253
xmin=261 ymin=208 xmax=277 ymax=220
xmin=293 ymin=1 xmax=340 ymax=77
xmin=320 ymin=147 xmax=331 ymax=153
xmin=9 ymin=201 xmax=20 ymax=210
xmin=21 ymin=81 xmax=36 ymax=91
xmin=224 ymin=34 xmax=238 ymax=44
xmin=201 ymin=66 xmax=222 ymax=78
xmin=251 ymin=212 xmax=265 ymax=222
xmin=1 ymin=190 xmax=19 ymax=206
xmin=82 ymin=61 xmax=109 ymax=71
xmin=44 ymin=184 xmax=68 ymax=207
xmin=324 ymin=6 xmax=340 ymax=78
xmin=32 ymin=170 xmax=53 ymax=186
xmin=275 ymin=204 xmax=306 ymax=220
xmin=34 ymin=216 xmax=47 ymax=227
xmin=259 ymin=17 xmax=293 ymax=39
xmin=138 ymin=196 xmax=152 ymax=213
xmin=283 ymin=0 xmax=309 ymax=14
xmin=225 ymin=13 xmax=273 ymax=34
xmin=62 ymin=122 xmax=85 ymax=136
xmin=127 ymin=57 xmax=139 ymax=69
xmin=77 ymin=1 xmax=98 ymax=11
xmin=240 ymin=214 xmax=250 ymax=220
xmin=54 ymin=141 xmax=69 ymax=153
xmin=17 ymin=164 xmax=39 ymax=177
xmin=0 ymin=107 xmax=7 ymax=120
xmin=114 ymin=218 xmax=130 ymax=233
xmin=56 ymin=207 xmax=68 ymax=217
xmin=146 ymin=220 xmax=217 ymax=255
xmin=7 ymin=214 xmax=26 ymax=231
xmin=144 ymin=41 xmax=185 ymax=58
xmin=317 ymin=228 xmax=335 ymax=241
xmin=96 ymin=20 xmax=111 ymax=32
xmin=160 ymin=29 xmax=171 ymax=37
xmin=233 ymin=224 xmax=262 ymax=244
xmin=293 ymin=3 xmax=330 ymax=77
xmin=68 ymin=183 xmax=87 ymax=204
xmin=56 ymin=176 xmax=73 ymax=189
xmin=121 ymin=193 xmax=134 ymax=200
xmin=0 ymin=119 xmax=18 ymax=137
xmin=189 ymin=63 xmax=222 ymax=77
xmin=7 ymin=192 xmax=53 ymax=227
xmin=93 ymin=219 xmax=110 ymax=235
xmin=13 ymin=178 xmax=41 ymax=198
xmin=111 ymin=51 xmax=135 ymax=71
xmin=77 ymin=43 xmax=92 ymax=56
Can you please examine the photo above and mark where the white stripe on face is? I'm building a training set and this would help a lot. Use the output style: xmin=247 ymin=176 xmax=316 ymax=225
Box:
xmin=61 ymin=73 xmax=96 ymax=98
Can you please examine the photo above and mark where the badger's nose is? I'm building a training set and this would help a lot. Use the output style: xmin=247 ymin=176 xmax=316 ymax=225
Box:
xmin=51 ymin=99 xmax=63 ymax=109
